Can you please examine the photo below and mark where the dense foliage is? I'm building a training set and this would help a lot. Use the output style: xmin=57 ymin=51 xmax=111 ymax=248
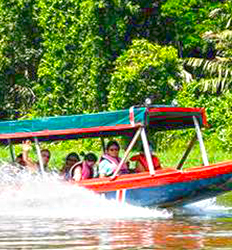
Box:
xmin=0 ymin=0 xmax=232 ymax=148
xmin=0 ymin=0 xmax=41 ymax=118
xmin=108 ymin=39 xmax=181 ymax=109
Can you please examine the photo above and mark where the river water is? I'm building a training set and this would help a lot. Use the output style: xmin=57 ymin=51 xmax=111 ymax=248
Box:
xmin=0 ymin=163 xmax=232 ymax=249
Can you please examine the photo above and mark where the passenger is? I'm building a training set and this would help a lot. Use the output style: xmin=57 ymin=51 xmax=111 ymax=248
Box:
xmin=130 ymin=145 xmax=161 ymax=172
xmin=99 ymin=140 xmax=128 ymax=177
xmin=60 ymin=152 xmax=80 ymax=180
xmin=71 ymin=153 xmax=98 ymax=181
xmin=15 ymin=153 xmax=26 ymax=167
xmin=22 ymin=140 xmax=51 ymax=173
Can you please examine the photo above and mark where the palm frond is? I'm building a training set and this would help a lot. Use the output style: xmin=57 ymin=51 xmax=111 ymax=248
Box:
xmin=184 ymin=3 xmax=232 ymax=93
xmin=197 ymin=76 xmax=232 ymax=93
xmin=185 ymin=56 xmax=232 ymax=92
xmin=209 ymin=8 xmax=222 ymax=18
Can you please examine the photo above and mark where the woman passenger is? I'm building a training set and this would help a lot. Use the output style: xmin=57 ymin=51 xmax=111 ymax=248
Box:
xmin=71 ymin=153 xmax=98 ymax=181
xmin=61 ymin=152 xmax=80 ymax=180
xmin=99 ymin=140 xmax=128 ymax=177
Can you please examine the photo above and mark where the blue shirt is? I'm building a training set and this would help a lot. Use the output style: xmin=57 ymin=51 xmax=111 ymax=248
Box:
xmin=99 ymin=159 xmax=115 ymax=176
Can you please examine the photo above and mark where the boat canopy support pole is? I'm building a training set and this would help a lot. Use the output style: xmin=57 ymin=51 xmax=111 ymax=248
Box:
xmin=141 ymin=127 xmax=155 ymax=176
xmin=193 ymin=116 xmax=209 ymax=166
xmin=8 ymin=139 xmax=15 ymax=162
xmin=34 ymin=137 xmax=45 ymax=174
xmin=111 ymin=127 xmax=142 ymax=180
xmin=177 ymin=134 xmax=197 ymax=170
xmin=100 ymin=137 xmax=106 ymax=153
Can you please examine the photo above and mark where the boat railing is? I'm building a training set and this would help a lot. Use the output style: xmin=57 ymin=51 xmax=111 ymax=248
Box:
xmin=193 ymin=116 xmax=209 ymax=166
xmin=34 ymin=137 xmax=45 ymax=175
xmin=177 ymin=115 xmax=209 ymax=170
xmin=111 ymin=127 xmax=142 ymax=180
xmin=111 ymin=126 xmax=156 ymax=180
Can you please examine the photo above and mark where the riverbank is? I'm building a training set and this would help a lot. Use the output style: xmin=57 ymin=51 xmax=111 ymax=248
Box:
xmin=1 ymin=137 xmax=231 ymax=171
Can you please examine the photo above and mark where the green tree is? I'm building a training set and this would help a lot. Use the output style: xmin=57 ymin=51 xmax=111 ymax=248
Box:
xmin=108 ymin=39 xmax=182 ymax=110
xmin=185 ymin=1 xmax=232 ymax=93
xmin=33 ymin=0 xmax=140 ymax=116
xmin=0 ymin=0 xmax=41 ymax=118
xmin=177 ymin=81 xmax=232 ymax=150
xmin=161 ymin=0 xmax=221 ymax=57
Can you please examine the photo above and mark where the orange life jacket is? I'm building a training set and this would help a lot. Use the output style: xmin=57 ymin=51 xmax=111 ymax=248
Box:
xmin=130 ymin=153 xmax=161 ymax=171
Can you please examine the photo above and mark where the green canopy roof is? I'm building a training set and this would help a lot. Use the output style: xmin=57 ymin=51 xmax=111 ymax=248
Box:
xmin=0 ymin=106 xmax=207 ymax=144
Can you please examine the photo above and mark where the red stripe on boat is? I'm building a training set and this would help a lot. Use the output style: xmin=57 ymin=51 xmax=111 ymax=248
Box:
xmin=116 ymin=189 xmax=126 ymax=203
xmin=78 ymin=161 xmax=232 ymax=192
xmin=148 ymin=107 xmax=208 ymax=126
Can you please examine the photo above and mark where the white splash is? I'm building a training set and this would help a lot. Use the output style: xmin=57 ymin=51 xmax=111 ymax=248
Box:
xmin=0 ymin=163 xmax=171 ymax=220
xmin=176 ymin=197 xmax=232 ymax=218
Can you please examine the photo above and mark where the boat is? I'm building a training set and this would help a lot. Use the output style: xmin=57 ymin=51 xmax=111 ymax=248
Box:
xmin=1 ymin=106 xmax=232 ymax=207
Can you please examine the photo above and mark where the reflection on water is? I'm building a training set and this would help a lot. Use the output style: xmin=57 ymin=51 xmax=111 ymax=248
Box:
xmin=2 ymin=215 xmax=232 ymax=250
xmin=0 ymin=163 xmax=232 ymax=249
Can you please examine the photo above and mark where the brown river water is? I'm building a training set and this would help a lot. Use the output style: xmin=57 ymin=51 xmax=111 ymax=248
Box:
xmin=0 ymin=164 xmax=232 ymax=250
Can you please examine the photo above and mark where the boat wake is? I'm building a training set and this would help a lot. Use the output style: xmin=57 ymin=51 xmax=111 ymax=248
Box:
xmin=172 ymin=198 xmax=232 ymax=219
xmin=0 ymin=163 xmax=171 ymax=220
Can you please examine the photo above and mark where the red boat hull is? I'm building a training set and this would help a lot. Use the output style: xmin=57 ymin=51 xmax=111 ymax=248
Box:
xmin=76 ymin=161 xmax=232 ymax=207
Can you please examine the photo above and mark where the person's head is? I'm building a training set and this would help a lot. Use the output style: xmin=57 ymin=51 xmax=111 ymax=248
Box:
xmin=106 ymin=140 xmax=120 ymax=158
xmin=84 ymin=153 xmax=98 ymax=167
xmin=65 ymin=152 xmax=80 ymax=167
xmin=41 ymin=149 xmax=51 ymax=165
xmin=15 ymin=153 xmax=26 ymax=166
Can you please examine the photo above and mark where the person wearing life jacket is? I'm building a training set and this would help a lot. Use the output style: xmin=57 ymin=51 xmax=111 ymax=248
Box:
xmin=15 ymin=153 xmax=26 ymax=167
xmin=99 ymin=140 xmax=128 ymax=177
xmin=61 ymin=152 xmax=80 ymax=180
xmin=130 ymin=145 xmax=161 ymax=173
xmin=22 ymin=140 xmax=51 ymax=173
xmin=70 ymin=153 xmax=98 ymax=181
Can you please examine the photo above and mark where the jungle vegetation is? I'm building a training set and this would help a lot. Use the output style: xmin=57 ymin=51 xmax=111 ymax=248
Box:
xmin=0 ymin=0 xmax=232 ymax=154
